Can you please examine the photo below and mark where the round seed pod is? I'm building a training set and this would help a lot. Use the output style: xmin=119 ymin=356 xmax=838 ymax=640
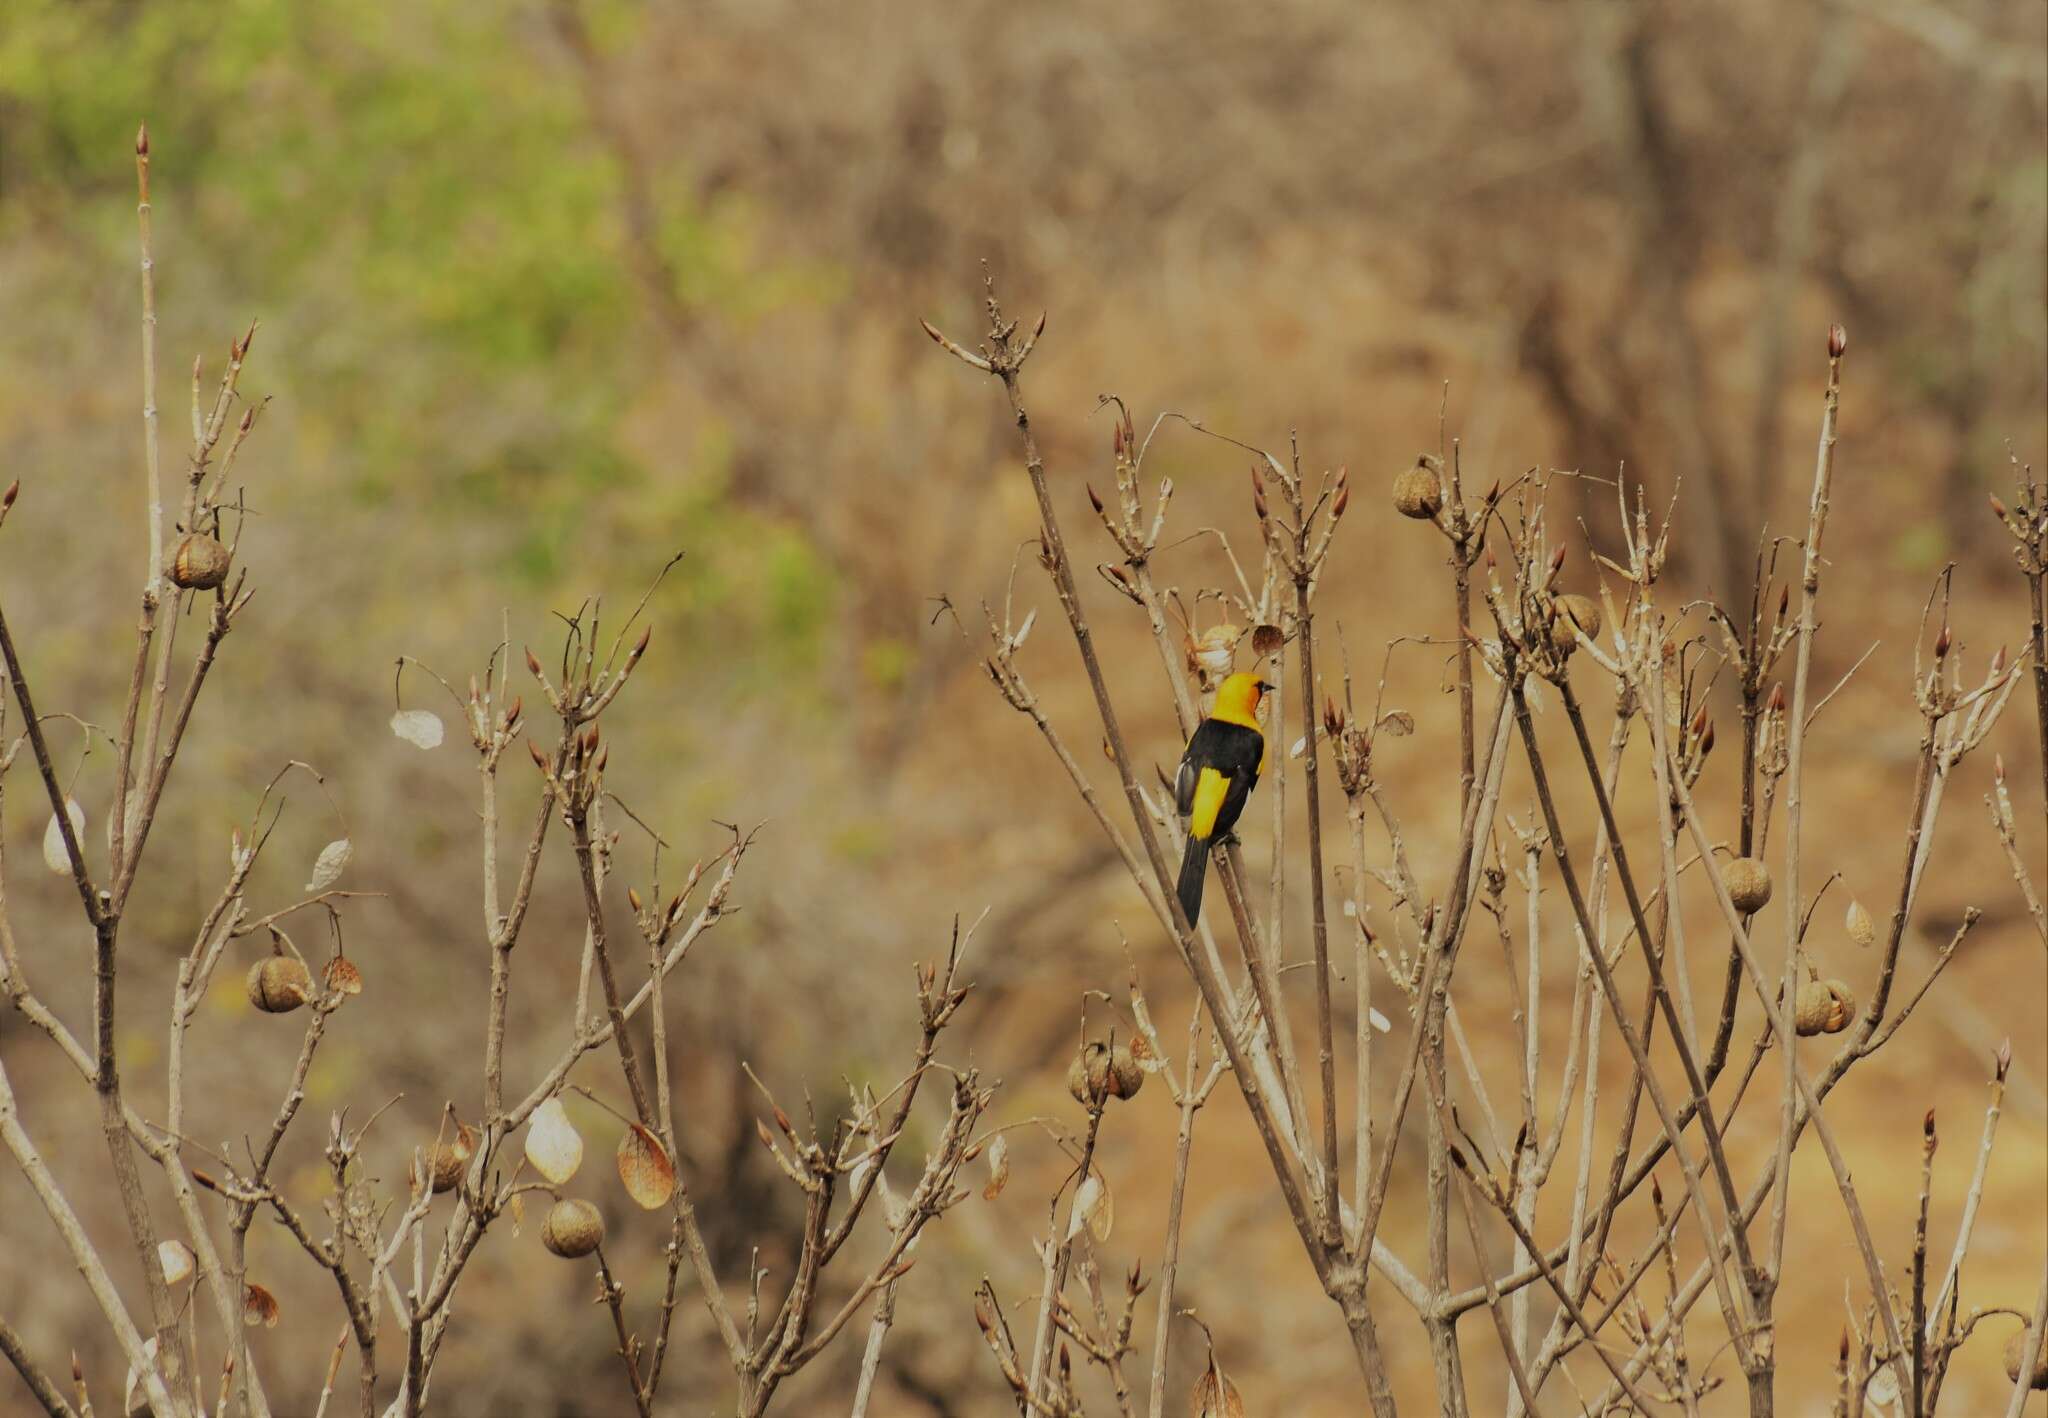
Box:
xmin=1721 ymin=857 xmax=1773 ymax=915
xmin=1819 ymin=980 xmax=1855 ymax=1034
xmin=170 ymin=532 xmax=231 ymax=591
xmin=541 ymin=1198 xmax=604 ymax=1259
xmin=1794 ymin=977 xmax=1856 ymax=1036
xmin=245 ymin=956 xmax=312 ymax=1014
xmin=1793 ymin=978 xmax=1834 ymax=1036
xmin=1106 ymin=1043 xmax=1145 ymax=1100
xmin=1066 ymin=1041 xmax=1112 ymax=1106
xmin=415 ymin=1120 xmax=478 ymax=1194
xmin=2006 ymin=1330 xmax=2048 ymax=1389
xmin=1391 ymin=464 xmax=1443 ymax=521
xmin=1549 ymin=595 xmax=1602 ymax=655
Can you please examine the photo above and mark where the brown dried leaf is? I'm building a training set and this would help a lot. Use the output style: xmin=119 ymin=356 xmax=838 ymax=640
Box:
xmin=1068 ymin=1172 xmax=1112 ymax=1242
xmin=1192 ymin=1353 xmax=1245 ymax=1417
xmin=617 ymin=1123 xmax=675 ymax=1209
xmin=1085 ymin=1173 xmax=1113 ymax=1241
xmin=324 ymin=957 xmax=363 ymax=997
xmin=982 ymin=1133 xmax=1010 ymax=1201
xmin=525 ymin=1097 xmax=584 ymax=1185
xmin=507 ymin=1191 xmax=526 ymax=1236
xmin=243 ymin=1282 xmax=280 ymax=1329
xmin=1375 ymin=711 xmax=1414 ymax=738
xmin=1249 ymin=624 xmax=1284 ymax=659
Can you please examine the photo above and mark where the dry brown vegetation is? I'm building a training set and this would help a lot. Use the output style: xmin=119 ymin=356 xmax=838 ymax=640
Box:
xmin=2 ymin=3 xmax=2045 ymax=1416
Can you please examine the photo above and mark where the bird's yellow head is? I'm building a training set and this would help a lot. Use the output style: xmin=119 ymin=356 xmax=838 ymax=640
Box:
xmin=1212 ymin=672 xmax=1270 ymax=729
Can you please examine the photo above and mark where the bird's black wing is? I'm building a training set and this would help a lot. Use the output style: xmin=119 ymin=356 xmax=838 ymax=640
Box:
xmin=1177 ymin=719 xmax=1265 ymax=835
xmin=1176 ymin=718 xmax=1240 ymax=816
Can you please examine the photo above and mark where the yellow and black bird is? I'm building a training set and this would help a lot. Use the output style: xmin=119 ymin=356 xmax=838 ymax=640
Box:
xmin=1174 ymin=671 xmax=1271 ymax=926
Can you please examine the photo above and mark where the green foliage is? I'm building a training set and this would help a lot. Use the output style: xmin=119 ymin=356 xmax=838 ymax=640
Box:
xmin=0 ymin=0 xmax=842 ymax=674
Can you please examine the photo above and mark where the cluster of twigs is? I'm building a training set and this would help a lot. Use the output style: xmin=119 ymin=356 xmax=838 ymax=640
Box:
xmin=926 ymin=281 xmax=2047 ymax=1415
xmin=0 ymin=140 xmax=998 ymax=1418
xmin=3 ymin=139 xmax=2043 ymax=1418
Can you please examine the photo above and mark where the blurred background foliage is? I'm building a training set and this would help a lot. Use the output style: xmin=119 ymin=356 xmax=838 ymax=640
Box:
xmin=0 ymin=0 xmax=2044 ymax=1413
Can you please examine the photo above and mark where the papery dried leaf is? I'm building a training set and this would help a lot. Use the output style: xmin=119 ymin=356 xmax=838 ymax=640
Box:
xmin=42 ymin=798 xmax=84 ymax=874
xmin=507 ymin=1191 xmax=526 ymax=1236
xmin=617 ymin=1124 xmax=675 ymax=1209
xmin=877 ymin=1167 xmax=909 ymax=1229
xmin=982 ymin=1133 xmax=1010 ymax=1201
xmin=525 ymin=1097 xmax=584 ymax=1185
xmin=157 ymin=1240 xmax=194 ymax=1286
xmin=243 ymin=1282 xmax=280 ymax=1328
xmin=1069 ymin=1172 xmax=1112 ymax=1241
xmin=1127 ymin=989 xmax=1169 ymax=1073
xmin=324 ymin=956 xmax=363 ymax=996
xmin=1375 ymin=711 xmax=1414 ymax=737
xmin=306 ymin=838 xmax=352 ymax=892
xmin=1085 ymin=1173 xmax=1113 ymax=1241
xmin=1192 ymin=1354 xmax=1246 ymax=1418
xmin=1367 ymin=1007 xmax=1392 ymax=1034
xmin=390 ymin=708 xmax=445 ymax=750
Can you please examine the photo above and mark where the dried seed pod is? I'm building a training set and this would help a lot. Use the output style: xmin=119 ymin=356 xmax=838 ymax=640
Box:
xmin=1794 ymin=977 xmax=1856 ymax=1036
xmin=2005 ymin=1330 xmax=2048 ymax=1389
xmin=1794 ymin=978 xmax=1834 ymax=1036
xmin=1066 ymin=1041 xmax=1112 ymax=1106
xmin=1820 ymin=980 xmax=1855 ymax=1034
xmin=244 ymin=956 xmax=311 ymax=1014
xmin=1721 ymin=857 xmax=1773 ymax=915
xmin=170 ymin=532 xmax=232 ymax=591
xmin=1391 ymin=463 xmax=1443 ymax=521
xmin=541 ymin=1198 xmax=604 ymax=1258
xmin=416 ymin=1120 xmax=478 ymax=1194
xmin=1106 ymin=1043 xmax=1145 ymax=1100
xmin=1188 ymin=624 xmax=1240 ymax=683
xmin=1549 ymin=594 xmax=1602 ymax=655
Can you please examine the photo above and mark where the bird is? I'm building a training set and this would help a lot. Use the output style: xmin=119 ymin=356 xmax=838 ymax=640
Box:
xmin=1174 ymin=671 xmax=1271 ymax=927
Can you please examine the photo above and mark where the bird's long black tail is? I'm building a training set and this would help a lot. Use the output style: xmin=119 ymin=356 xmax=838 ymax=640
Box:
xmin=1177 ymin=832 xmax=1212 ymax=927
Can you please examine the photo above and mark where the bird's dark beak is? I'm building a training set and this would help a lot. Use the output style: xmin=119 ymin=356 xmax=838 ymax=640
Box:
xmin=1256 ymin=680 xmax=1274 ymax=694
